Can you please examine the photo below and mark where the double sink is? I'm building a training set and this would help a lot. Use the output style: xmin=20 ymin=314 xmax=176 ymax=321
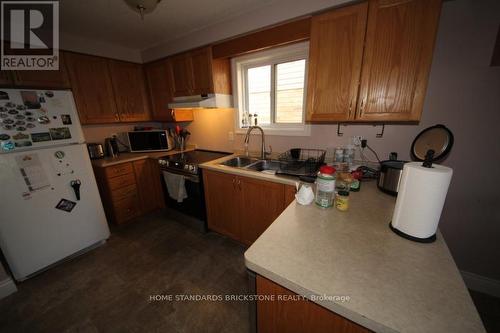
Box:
xmin=220 ymin=156 xmax=281 ymax=173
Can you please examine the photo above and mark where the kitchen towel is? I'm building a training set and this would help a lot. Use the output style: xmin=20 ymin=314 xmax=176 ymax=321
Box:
xmin=391 ymin=162 xmax=453 ymax=239
xmin=162 ymin=171 xmax=188 ymax=203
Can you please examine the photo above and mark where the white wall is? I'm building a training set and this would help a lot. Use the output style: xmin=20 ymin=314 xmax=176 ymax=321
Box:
xmin=141 ymin=0 xmax=352 ymax=62
xmin=61 ymin=32 xmax=142 ymax=63
xmin=186 ymin=0 xmax=500 ymax=281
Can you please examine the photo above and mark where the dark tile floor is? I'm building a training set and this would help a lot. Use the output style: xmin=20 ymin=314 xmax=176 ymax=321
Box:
xmin=1 ymin=210 xmax=499 ymax=333
xmin=0 ymin=211 xmax=250 ymax=333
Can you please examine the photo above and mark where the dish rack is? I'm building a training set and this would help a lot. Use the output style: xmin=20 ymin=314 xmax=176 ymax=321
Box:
xmin=276 ymin=149 xmax=326 ymax=177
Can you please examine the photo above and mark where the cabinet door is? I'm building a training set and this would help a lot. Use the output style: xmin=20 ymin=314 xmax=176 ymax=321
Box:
xmin=239 ymin=176 xmax=285 ymax=245
xmin=65 ymin=53 xmax=118 ymax=124
xmin=170 ymin=53 xmax=194 ymax=97
xmin=356 ymin=0 xmax=441 ymax=121
xmin=144 ymin=59 xmax=174 ymax=121
xmin=203 ymin=170 xmax=240 ymax=240
xmin=306 ymin=3 xmax=367 ymax=122
xmin=13 ymin=51 xmax=71 ymax=88
xmin=133 ymin=159 xmax=165 ymax=214
xmin=190 ymin=47 xmax=214 ymax=95
xmin=0 ymin=71 xmax=14 ymax=86
xmin=108 ymin=59 xmax=151 ymax=122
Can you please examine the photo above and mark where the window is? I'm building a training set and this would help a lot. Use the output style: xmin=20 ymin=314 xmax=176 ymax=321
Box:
xmin=232 ymin=42 xmax=310 ymax=136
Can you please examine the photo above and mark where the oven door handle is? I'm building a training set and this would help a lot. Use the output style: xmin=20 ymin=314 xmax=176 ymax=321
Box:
xmin=161 ymin=168 xmax=200 ymax=183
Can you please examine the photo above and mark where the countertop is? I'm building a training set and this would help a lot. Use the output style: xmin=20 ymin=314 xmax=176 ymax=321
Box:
xmin=244 ymin=182 xmax=485 ymax=333
xmin=91 ymin=145 xmax=196 ymax=168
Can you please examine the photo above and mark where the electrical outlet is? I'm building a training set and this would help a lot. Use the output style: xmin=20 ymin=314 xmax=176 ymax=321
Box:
xmin=352 ymin=136 xmax=363 ymax=146
xmin=228 ymin=131 xmax=234 ymax=141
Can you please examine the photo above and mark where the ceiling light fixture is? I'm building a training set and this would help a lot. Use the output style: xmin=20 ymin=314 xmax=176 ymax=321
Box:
xmin=124 ymin=0 xmax=162 ymax=20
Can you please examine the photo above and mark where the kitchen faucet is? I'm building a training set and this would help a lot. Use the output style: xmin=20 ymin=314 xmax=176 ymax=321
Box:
xmin=244 ymin=126 xmax=269 ymax=159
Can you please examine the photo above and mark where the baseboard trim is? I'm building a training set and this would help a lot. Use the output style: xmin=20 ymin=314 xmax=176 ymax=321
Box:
xmin=0 ymin=278 xmax=17 ymax=299
xmin=461 ymin=270 xmax=500 ymax=298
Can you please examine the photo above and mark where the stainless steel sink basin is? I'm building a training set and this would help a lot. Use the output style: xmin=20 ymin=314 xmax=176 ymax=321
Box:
xmin=246 ymin=159 xmax=281 ymax=172
xmin=220 ymin=156 xmax=258 ymax=168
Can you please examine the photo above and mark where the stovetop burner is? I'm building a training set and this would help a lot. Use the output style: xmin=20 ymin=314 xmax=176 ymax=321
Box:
xmin=158 ymin=149 xmax=230 ymax=175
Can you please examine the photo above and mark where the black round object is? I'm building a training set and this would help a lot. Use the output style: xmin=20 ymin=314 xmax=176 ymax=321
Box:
xmin=411 ymin=124 xmax=454 ymax=162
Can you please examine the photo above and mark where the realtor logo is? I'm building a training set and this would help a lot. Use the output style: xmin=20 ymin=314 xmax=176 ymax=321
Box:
xmin=1 ymin=1 xmax=59 ymax=70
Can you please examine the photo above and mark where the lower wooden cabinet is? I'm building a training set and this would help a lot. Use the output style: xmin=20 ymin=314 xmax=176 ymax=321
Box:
xmin=256 ymin=275 xmax=372 ymax=333
xmin=203 ymin=169 xmax=295 ymax=245
xmin=94 ymin=159 xmax=165 ymax=224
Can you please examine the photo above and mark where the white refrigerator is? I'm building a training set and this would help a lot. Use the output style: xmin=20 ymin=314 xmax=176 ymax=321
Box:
xmin=0 ymin=89 xmax=110 ymax=281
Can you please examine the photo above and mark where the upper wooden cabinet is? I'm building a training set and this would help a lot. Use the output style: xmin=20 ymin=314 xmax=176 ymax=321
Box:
xmin=170 ymin=46 xmax=231 ymax=97
xmin=306 ymin=3 xmax=368 ymax=122
xmin=144 ymin=59 xmax=174 ymax=121
xmin=0 ymin=71 xmax=14 ymax=86
xmin=12 ymin=52 xmax=71 ymax=89
xmin=356 ymin=0 xmax=441 ymax=121
xmin=65 ymin=52 xmax=119 ymax=124
xmin=306 ymin=0 xmax=441 ymax=122
xmin=0 ymin=52 xmax=70 ymax=89
xmin=108 ymin=59 xmax=151 ymax=122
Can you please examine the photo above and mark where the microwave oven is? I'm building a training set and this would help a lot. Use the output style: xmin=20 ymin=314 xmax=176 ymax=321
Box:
xmin=117 ymin=130 xmax=172 ymax=153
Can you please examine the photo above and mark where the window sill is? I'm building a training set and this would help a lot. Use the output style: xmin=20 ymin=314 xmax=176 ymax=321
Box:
xmin=235 ymin=125 xmax=311 ymax=137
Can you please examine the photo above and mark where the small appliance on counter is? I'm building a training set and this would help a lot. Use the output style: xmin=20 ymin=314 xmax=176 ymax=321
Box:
xmin=116 ymin=130 xmax=172 ymax=153
xmin=389 ymin=124 xmax=454 ymax=243
xmin=377 ymin=152 xmax=406 ymax=196
xmin=104 ymin=137 xmax=119 ymax=157
xmin=87 ymin=143 xmax=104 ymax=160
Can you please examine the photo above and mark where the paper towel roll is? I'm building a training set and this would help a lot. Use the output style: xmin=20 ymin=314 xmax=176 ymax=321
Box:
xmin=391 ymin=162 xmax=453 ymax=241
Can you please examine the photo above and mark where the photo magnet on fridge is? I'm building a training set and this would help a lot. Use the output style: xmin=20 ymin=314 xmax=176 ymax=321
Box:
xmin=55 ymin=199 xmax=77 ymax=212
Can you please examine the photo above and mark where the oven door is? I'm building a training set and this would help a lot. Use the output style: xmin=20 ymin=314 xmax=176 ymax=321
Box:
xmin=161 ymin=168 xmax=207 ymax=222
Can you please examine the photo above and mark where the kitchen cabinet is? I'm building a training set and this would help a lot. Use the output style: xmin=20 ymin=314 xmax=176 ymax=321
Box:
xmin=256 ymin=275 xmax=371 ymax=333
xmin=144 ymin=59 xmax=174 ymax=121
xmin=170 ymin=46 xmax=231 ymax=97
xmin=0 ymin=71 xmax=14 ymax=86
xmin=133 ymin=159 xmax=165 ymax=215
xmin=65 ymin=52 xmax=119 ymax=124
xmin=306 ymin=0 xmax=441 ymax=123
xmin=203 ymin=169 xmax=294 ymax=245
xmin=356 ymin=0 xmax=441 ymax=121
xmin=93 ymin=159 xmax=165 ymax=225
xmin=108 ymin=59 xmax=151 ymax=122
xmin=306 ymin=3 xmax=368 ymax=122
xmin=0 ymin=52 xmax=70 ymax=88
xmin=12 ymin=51 xmax=71 ymax=88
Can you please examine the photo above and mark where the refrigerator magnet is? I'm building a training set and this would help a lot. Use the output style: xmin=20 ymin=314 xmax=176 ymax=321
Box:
xmin=55 ymin=199 xmax=76 ymax=212
xmin=61 ymin=114 xmax=72 ymax=125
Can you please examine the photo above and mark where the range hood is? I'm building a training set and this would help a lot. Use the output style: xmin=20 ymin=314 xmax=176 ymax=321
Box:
xmin=168 ymin=94 xmax=233 ymax=109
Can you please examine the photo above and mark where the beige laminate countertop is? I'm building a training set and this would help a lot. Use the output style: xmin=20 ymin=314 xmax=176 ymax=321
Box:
xmin=245 ymin=182 xmax=485 ymax=333
xmin=91 ymin=145 xmax=196 ymax=168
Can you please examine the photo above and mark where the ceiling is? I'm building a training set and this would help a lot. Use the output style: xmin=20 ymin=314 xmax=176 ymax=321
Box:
xmin=60 ymin=0 xmax=276 ymax=51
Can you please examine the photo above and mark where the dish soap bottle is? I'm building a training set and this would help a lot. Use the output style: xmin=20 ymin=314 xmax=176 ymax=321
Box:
xmin=315 ymin=166 xmax=336 ymax=208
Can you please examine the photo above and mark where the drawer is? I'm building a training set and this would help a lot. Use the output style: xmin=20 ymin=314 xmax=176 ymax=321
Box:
xmin=104 ymin=163 xmax=133 ymax=178
xmin=113 ymin=195 xmax=140 ymax=224
xmin=110 ymin=183 xmax=137 ymax=201
xmin=108 ymin=172 xmax=136 ymax=190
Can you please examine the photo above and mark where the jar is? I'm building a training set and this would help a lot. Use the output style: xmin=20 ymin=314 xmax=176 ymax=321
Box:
xmin=335 ymin=190 xmax=350 ymax=211
xmin=344 ymin=145 xmax=355 ymax=165
xmin=315 ymin=165 xmax=336 ymax=208
xmin=350 ymin=170 xmax=363 ymax=192
xmin=334 ymin=147 xmax=344 ymax=163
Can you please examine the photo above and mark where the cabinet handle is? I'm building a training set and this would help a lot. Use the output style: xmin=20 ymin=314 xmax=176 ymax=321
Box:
xmin=171 ymin=110 xmax=175 ymax=120
xmin=237 ymin=179 xmax=241 ymax=191
xmin=348 ymin=100 xmax=352 ymax=117
xmin=359 ymin=99 xmax=365 ymax=114
xmin=232 ymin=178 xmax=236 ymax=189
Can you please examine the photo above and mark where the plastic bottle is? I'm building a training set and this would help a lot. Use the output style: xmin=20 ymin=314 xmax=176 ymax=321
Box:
xmin=315 ymin=165 xmax=336 ymax=208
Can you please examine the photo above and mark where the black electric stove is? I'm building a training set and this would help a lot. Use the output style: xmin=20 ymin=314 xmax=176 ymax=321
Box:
xmin=157 ymin=149 xmax=230 ymax=229
xmin=158 ymin=149 xmax=230 ymax=175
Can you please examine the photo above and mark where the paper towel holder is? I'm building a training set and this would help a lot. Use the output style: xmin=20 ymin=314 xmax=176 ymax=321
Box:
xmin=389 ymin=222 xmax=437 ymax=243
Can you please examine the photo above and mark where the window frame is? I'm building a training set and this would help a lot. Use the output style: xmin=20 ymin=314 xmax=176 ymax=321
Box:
xmin=231 ymin=42 xmax=311 ymax=136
